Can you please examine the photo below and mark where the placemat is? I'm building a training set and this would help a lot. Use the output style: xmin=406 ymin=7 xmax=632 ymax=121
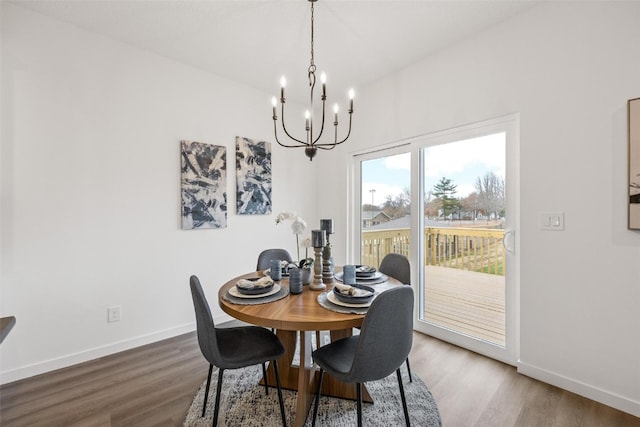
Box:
xmin=223 ymin=285 xmax=290 ymax=305
xmin=317 ymin=291 xmax=369 ymax=315
xmin=334 ymin=271 xmax=389 ymax=285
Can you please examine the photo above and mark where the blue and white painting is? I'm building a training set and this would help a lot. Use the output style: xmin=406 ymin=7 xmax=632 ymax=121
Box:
xmin=181 ymin=140 xmax=227 ymax=229
xmin=236 ymin=136 xmax=272 ymax=215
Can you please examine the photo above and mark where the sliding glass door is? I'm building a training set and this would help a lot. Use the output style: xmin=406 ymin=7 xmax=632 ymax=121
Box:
xmin=351 ymin=115 xmax=519 ymax=365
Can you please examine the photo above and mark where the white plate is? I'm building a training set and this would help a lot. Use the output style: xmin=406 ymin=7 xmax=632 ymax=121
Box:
xmin=228 ymin=284 xmax=281 ymax=299
xmin=327 ymin=290 xmax=373 ymax=308
xmin=335 ymin=271 xmax=384 ymax=281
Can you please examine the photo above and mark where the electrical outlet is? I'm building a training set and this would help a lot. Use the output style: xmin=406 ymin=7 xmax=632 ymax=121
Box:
xmin=107 ymin=306 xmax=121 ymax=323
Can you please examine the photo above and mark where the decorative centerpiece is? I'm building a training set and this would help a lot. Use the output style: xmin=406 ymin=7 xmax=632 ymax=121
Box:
xmin=310 ymin=229 xmax=327 ymax=290
xmin=275 ymin=210 xmax=314 ymax=284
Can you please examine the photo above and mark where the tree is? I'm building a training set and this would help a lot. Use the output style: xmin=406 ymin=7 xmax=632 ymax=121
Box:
xmin=382 ymin=188 xmax=411 ymax=218
xmin=460 ymin=192 xmax=480 ymax=221
xmin=432 ymin=177 xmax=460 ymax=220
xmin=475 ymin=172 xmax=505 ymax=222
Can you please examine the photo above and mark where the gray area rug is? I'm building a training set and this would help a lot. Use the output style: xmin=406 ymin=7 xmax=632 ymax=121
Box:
xmin=183 ymin=365 xmax=441 ymax=426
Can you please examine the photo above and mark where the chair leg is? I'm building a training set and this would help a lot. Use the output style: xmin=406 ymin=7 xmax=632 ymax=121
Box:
xmin=356 ymin=382 xmax=363 ymax=427
xmin=202 ymin=364 xmax=213 ymax=417
xmin=262 ymin=362 xmax=269 ymax=395
xmin=272 ymin=360 xmax=287 ymax=427
xmin=312 ymin=368 xmax=325 ymax=427
xmin=212 ymin=368 xmax=225 ymax=427
xmin=396 ymin=368 xmax=411 ymax=427
xmin=405 ymin=357 xmax=413 ymax=383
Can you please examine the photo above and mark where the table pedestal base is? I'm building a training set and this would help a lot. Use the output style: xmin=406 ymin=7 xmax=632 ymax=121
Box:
xmin=262 ymin=329 xmax=372 ymax=427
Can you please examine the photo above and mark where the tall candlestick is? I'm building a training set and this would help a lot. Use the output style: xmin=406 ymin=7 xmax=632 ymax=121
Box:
xmin=310 ymin=245 xmax=326 ymax=291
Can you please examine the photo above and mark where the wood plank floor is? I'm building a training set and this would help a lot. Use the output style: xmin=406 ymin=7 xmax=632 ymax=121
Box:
xmin=424 ymin=265 xmax=505 ymax=346
xmin=1 ymin=330 xmax=639 ymax=427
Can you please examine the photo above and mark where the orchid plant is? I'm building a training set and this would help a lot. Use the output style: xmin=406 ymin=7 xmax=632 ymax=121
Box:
xmin=275 ymin=211 xmax=314 ymax=269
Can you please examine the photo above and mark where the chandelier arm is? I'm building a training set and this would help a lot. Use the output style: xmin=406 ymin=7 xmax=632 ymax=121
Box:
xmin=311 ymin=98 xmax=327 ymax=145
xmin=279 ymin=103 xmax=308 ymax=145
xmin=273 ymin=119 xmax=307 ymax=148
xmin=314 ymin=112 xmax=352 ymax=147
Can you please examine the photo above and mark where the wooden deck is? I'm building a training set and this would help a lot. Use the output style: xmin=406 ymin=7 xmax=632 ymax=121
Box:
xmin=422 ymin=265 xmax=505 ymax=346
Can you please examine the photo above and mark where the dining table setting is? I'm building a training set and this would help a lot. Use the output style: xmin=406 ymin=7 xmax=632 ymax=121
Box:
xmin=217 ymin=256 xmax=402 ymax=427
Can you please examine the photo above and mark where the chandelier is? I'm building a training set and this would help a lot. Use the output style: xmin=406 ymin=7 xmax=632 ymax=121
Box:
xmin=271 ymin=0 xmax=354 ymax=161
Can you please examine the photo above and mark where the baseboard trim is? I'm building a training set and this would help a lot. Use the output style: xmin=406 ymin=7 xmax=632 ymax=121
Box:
xmin=517 ymin=361 xmax=640 ymax=418
xmin=1 ymin=315 xmax=229 ymax=385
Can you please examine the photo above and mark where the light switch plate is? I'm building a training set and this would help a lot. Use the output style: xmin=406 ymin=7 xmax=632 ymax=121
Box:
xmin=540 ymin=212 xmax=564 ymax=231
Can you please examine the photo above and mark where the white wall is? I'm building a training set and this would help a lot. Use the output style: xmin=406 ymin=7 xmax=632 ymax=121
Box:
xmin=0 ymin=4 xmax=321 ymax=383
xmin=318 ymin=1 xmax=640 ymax=417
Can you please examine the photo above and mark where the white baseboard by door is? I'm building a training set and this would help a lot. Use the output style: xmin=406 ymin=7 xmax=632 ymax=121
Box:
xmin=0 ymin=313 xmax=232 ymax=385
xmin=517 ymin=361 xmax=640 ymax=418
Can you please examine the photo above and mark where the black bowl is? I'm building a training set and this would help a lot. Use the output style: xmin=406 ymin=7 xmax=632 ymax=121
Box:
xmin=236 ymin=278 xmax=275 ymax=295
xmin=355 ymin=265 xmax=377 ymax=278
xmin=333 ymin=285 xmax=375 ymax=304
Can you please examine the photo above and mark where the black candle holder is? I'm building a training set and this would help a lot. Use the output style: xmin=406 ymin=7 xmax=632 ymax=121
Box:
xmin=320 ymin=219 xmax=335 ymax=285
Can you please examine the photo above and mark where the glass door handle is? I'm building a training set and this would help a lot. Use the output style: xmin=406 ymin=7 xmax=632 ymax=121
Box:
xmin=502 ymin=230 xmax=515 ymax=254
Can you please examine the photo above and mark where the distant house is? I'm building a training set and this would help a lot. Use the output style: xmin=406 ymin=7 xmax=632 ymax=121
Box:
xmin=362 ymin=210 xmax=391 ymax=228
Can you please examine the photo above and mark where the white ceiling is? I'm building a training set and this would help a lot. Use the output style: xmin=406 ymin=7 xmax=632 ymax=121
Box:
xmin=8 ymin=0 xmax=538 ymax=104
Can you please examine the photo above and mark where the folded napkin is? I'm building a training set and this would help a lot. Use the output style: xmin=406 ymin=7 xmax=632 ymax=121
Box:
xmin=334 ymin=283 xmax=374 ymax=297
xmin=237 ymin=276 xmax=274 ymax=289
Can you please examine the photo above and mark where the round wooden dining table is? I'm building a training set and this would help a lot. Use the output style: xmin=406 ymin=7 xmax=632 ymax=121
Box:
xmin=218 ymin=269 xmax=400 ymax=427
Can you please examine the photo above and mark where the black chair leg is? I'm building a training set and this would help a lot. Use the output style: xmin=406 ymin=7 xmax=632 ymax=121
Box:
xmin=202 ymin=364 xmax=213 ymax=417
xmin=396 ymin=368 xmax=411 ymax=427
xmin=262 ymin=362 xmax=269 ymax=395
xmin=212 ymin=368 xmax=225 ymax=427
xmin=356 ymin=382 xmax=363 ymax=427
xmin=272 ymin=360 xmax=287 ymax=427
xmin=312 ymin=368 xmax=325 ymax=427
xmin=405 ymin=357 xmax=413 ymax=383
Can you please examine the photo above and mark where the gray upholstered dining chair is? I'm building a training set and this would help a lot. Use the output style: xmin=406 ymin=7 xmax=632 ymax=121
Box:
xmin=311 ymin=286 xmax=414 ymax=427
xmin=256 ymin=248 xmax=294 ymax=271
xmin=378 ymin=252 xmax=413 ymax=382
xmin=189 ymin=275 xmax=287 ymax=427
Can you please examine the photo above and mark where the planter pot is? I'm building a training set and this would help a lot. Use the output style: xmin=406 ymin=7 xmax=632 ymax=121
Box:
xmin=301 ymin=267 xmax=313 ymax=285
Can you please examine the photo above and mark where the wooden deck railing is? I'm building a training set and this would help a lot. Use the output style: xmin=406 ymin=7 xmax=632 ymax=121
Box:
xmin=362 ymin=226 xmax=505 ymax=276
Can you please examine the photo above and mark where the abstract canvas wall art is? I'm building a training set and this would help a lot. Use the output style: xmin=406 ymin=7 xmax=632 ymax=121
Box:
xmin=629 ymin=98 xmax=640 ymax=229
xmin=181 ymin=140 xmax=227 ymax=229
xmin=236 ymin=136 xmax=272 ymax=215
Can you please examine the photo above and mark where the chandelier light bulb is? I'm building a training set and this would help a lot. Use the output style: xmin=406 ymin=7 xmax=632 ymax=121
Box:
xmin=333 ymin=104 xmax=339 ymax=114
xmin=320 ymin=72 xmax=327 ymax=84
xmin=279 ymin=76 xmax=287 ymax=101
xmin=348 ymin=88 xmax=355 ymax=112
xmin=271 ymin=96 xmax=277 ymax=107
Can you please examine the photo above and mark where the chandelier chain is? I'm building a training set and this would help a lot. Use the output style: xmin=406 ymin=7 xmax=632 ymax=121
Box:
xmin=309 ymin=2 xmax=316 ymax=75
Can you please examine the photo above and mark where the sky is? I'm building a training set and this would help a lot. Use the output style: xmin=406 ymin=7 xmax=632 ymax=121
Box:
xmin=361 ymin=132 xmax=505 ymax=206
